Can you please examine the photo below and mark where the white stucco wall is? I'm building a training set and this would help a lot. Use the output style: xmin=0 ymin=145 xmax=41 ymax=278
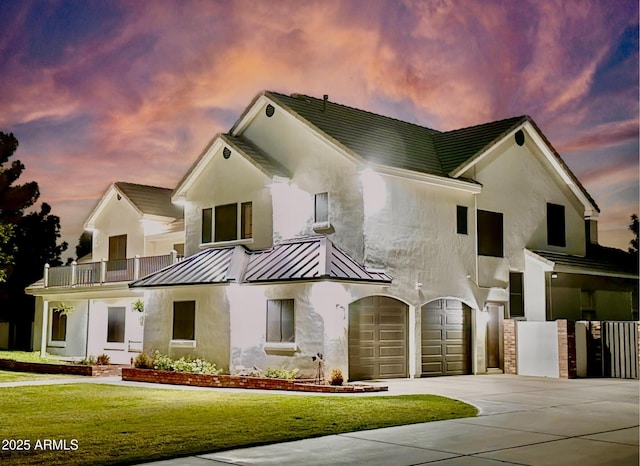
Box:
xmin=44 ymin=300 xmax=89 ymax=359
xmin=93 ymin=193 xmax=145 ymax=260
xmin=182 ymin=145 xmax=273 ymax=257
xmin=516 ymin=321 xmax=560 ymax=377
xmin=524 ymin=253 xmax=552 ymax=321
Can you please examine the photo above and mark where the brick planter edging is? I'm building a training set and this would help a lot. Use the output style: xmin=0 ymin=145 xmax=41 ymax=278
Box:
xmin=122 ymin=368 xmax=388 ymax=393
xmin=0 ymin=359 xmax=123 ymax=377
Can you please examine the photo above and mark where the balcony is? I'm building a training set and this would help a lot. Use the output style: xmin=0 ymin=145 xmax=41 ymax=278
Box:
xmin=43 ymin=252 xmax=184 ymax=288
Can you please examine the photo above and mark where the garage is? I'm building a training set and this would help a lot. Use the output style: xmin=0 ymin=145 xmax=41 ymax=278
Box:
xmin=421 ymin=299 xmax=471 ymax=376
xmin=349 ymin=296 xmax=408 ymax=380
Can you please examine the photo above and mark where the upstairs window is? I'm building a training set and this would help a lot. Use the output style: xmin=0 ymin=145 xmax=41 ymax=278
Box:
xmin=202 ymin=208 xmax=213 ymax=243
xmin=51 ymin=309 xmax=67 ymax=342
xmin=107 ymin=307 xmax=126 ymax=343
xmin=173 ymin=301 xmax=195 ymax=340
xmin=477 ymin=210 xmax=503 ymax=257
xmin=509 ymin=272 xmax=524 ymax=318
xmin=215 ymin=203 xmax=238 ymax=242
xmin=241 ymin=202 xmax=253 ymax=240
xmin=266 ymin=299 xmax=295 ymax=343
xmin=108 ymin=234 xmax=127 ymax=271
xmin=456 ymin=205 xmax=468 ymax=235
xmin=547 ymin=203 xmax=566 ymax=247
xmin=314 ymin=192 xmax=329 ymax=224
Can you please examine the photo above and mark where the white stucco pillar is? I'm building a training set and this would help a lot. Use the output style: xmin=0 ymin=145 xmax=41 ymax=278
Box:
xmin=408 ymin=305 xmax=416 ymax=378
xmin=40 ymin=300 xmax=49 ymax=358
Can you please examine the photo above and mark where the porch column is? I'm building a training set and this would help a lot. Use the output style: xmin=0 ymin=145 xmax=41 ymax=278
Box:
xmin=40 ymin=300 xmax=49 ymax=358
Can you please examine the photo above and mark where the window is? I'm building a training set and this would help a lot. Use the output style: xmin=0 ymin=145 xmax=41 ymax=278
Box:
xmin=107 ymin=307 xmax=126 ymax=343
xmin=314 ymin=192 xmax=329 ymax=224
xmin=215 ymin=203 xmax=237 ymax=242
xmin=547 ymin=203 xmax=566 ymax=247
xmin=477 ymin=210 xmax=503 ymax=257
xmin=266 ymin=299 xmax=294 ymax=343
xmin=202 ymin=208 xmax=212 ymax=243
xmin=51 ymin=309 xmax=67 ymax=342
xmin=509 ymin=273 xmax=524 ymax=318
xmin=241 ymin=202 xmax=252 ymax=239
xmin=108 ymin=234 xmax=127 ymax=271
xmin=173 ymin=301 xmax=195 ymax=340
xmin=457 ymin=205 xmax=468 ymax=235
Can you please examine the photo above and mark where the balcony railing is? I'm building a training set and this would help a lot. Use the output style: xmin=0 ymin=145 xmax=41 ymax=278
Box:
xmin=43 ymin=252 xmax=183 ymax=288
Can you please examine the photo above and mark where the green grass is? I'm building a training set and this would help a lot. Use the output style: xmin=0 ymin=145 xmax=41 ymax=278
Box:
xmin=0 ymin=370 xmax=75 ymax=382
xmin=0 ymin=384 xmax=477 ymax=465
xmin=0 ymin=350 xmax=67 ymax=364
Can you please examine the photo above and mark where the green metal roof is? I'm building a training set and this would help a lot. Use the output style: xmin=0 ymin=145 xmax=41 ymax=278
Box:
xmin=533 ymin=246 xmax=638 ymax=277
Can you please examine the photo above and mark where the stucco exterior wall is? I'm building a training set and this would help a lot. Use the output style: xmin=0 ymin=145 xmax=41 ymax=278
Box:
xmin=242 ymin=102 xmax=364 ymax=261
xmin=516 ymin=321 xmax=560 ymax=377
xmin=524 ymin=253 xmax=552 ymax=321
xmin=463 ymin=130 xmax=587 ymax=284
xmin=182 ymin=145 xmax=273 ymax=257
xmin=142 ymin=286 xmax=231 ymax=370
xmin=93 ymin=194 xmax=144 ymax=259
xmin=45 ymin=300 xmax=89 ymax=359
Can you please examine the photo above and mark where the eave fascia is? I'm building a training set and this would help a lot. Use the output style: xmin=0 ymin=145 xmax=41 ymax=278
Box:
xmin=550 ymin=265 xmax=638 ymax=280
xmin=172 ymin=136 xmax=222 ymax=202
xmin=84 ymin=184 xmax=143 ymax=230
xmin=369 ymin=163 xmax=482 ymax=194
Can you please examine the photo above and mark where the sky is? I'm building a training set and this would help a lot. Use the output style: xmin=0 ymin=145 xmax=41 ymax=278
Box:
xmin=1 ymin=0 xmax=638 ymax=256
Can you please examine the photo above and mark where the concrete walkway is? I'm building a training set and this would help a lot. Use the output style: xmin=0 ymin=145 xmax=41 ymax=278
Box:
xmin=137 ymin=375 xmax=639 ymax=466
xmin=2 ymin=374 xmax=638 ymax=465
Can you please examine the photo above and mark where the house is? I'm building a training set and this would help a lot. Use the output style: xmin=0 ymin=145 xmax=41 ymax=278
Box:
xmin=28 ymin=91 xmax=638 ymax=379
xmin=26 ymin=182 xmax=184 ymax=364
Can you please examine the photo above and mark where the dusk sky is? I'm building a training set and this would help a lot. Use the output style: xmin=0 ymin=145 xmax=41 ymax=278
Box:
xmin=1 ymin=0 xmax=638 ymax=256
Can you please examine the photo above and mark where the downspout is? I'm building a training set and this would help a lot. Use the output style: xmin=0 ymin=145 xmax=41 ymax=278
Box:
xmin=85 ymin=299 xmax=91 ymax=358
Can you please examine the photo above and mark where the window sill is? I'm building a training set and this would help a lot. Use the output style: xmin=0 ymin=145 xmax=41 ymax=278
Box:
xmin=170 ymin=339 xmax=196 ymax=348
xmin=264 ymin=342 xmax=298 ymax=355
xmin=312 ymin=222 xmax=333 ymax=233
xmin=200 ymin=238 xmax=253 ymax=249
xmin=48 ymin=341 xmax=66 ymax=348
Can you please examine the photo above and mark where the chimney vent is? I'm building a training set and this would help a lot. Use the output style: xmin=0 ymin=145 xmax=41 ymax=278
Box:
xmin=322 ymin=94 xmax=328 ymax=112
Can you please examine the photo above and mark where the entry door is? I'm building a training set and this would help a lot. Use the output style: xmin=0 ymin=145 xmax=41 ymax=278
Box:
xmin=486 ymin=303 xmax=503 ymax=369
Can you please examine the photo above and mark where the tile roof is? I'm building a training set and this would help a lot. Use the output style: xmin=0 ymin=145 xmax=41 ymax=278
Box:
xmin=115 ymin=182 xmax=183 ymax=219
xmin=220 ymin=134 xmax=290 ymax=178
xmin=532 ymin=246 xmax=638 ymax=277
xmin=131 ymin=236 xmax=391 ymax=288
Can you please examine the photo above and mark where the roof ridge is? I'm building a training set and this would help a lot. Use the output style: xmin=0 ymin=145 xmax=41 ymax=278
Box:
xmin=437 ymin=115 xmax=530 ymax=135
xmin=115 ymin=181 xmax=174 ymax=191
xmin=268 ymin=91 xmax=442 ymax=134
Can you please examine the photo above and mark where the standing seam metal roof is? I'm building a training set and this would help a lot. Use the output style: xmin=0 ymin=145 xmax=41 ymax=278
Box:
xmin=131 ymin=236 xmax=391 ymax=287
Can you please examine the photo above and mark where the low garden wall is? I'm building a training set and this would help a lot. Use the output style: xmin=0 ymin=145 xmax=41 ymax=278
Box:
xmin=122 ymin=368 xmax=388 ymax=393
xmin=0 ymin=359 xmax=123 ymax=377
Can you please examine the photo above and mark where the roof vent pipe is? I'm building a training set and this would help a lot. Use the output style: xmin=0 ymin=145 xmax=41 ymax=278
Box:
xmin=322 ymin=94 xmax=328 ymax=113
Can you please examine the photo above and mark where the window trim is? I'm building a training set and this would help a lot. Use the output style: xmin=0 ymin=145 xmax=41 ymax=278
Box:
xmin=201 ymin=202 xmax=253 ymax=247
xmin=49 ymin=308 xmax=67 ymax=347
xmin=313 ymin=192 xmax=332 ymax=232
xmin=106 ymin=306 xmax=126 ymax=344
xmin=266 ymin=299 xmax=295 ymax=344
xmin=201 ymin=208 xmax=213 ymax=244
xmin=509 ymin=272 xmax=525 ymax=318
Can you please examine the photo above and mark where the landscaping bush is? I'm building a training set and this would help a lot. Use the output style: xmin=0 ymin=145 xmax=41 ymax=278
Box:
xmin=96 ymin=354 xmax=111 ymax=365
xmin=78 ymin=356 xmax=96 ymax=366
xmin=329 ymin=369 xmax=344 ymax=386
xmin=264 ymin=367 xmax=299 ymax=380
xmin=133 ymin=353 xmax=153 ymax=369
xmin=150 ymin=351 xmax=223 ymax=375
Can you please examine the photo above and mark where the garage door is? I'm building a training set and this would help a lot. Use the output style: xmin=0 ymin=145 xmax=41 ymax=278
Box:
xmin=421 ymin=299 xmax=471 ymax=376
xmin=349 ymin=296 xmax=408 ymax=380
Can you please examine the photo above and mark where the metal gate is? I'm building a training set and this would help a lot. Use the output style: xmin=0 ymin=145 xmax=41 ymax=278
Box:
xmin=601 ymin=321 xmax=639 ymax=379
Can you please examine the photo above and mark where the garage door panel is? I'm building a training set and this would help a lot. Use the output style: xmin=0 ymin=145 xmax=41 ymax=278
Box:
xmin=349 ymin=296 xmax=408 ymax=381
xmin=421 ymin=299 xmax=471 ymax=377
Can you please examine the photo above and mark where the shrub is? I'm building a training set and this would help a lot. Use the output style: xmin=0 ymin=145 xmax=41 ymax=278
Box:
xmin=329 ymin=369 xmax=344 ymax=386
xmin=264 ymin=367 xmax=299 ymax=380
xmin=133 ymin=352 xmax=153 ymax=369
xmin=150 ymin=351 xmax=223 ymax=375
xmin=96 ymin=354 xmax=111 ymax=365
xmin=79 ymin=356 xmax=96 ymax=366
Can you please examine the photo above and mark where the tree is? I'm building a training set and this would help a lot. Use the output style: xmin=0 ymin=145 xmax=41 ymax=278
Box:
xmin=75 ymin=231 xmax=92 ymax=260
xmin=0 ymin=132 xmax=67 ymax=349
xmin=630 ymin=214 xmax=639 ymax=255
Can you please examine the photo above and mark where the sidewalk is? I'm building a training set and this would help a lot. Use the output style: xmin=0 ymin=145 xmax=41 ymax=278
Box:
xmin=137 ymin=375 xmax=639 ymax=466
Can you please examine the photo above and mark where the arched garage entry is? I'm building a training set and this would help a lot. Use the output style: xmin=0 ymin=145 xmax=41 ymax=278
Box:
xmin=349 ymin=296 xmax=408 ymax=380
xmin=421 ymin=299 xmax=472 ymax=377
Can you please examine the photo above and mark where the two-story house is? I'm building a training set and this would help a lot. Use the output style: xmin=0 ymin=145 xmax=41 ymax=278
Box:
xmin=28 ymin=91 xmax=638 ymax=378
xmin=27 ymin=182 xmax=184 ymax=364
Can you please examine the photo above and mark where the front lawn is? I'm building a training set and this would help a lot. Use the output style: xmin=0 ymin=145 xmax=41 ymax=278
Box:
xmin=0 ymin=370 xmax=75 ymax=383
xmin=0 ymin=350 xmax=67 ymax=364
xmin=0 ymin=383 xmax=477 ymax=465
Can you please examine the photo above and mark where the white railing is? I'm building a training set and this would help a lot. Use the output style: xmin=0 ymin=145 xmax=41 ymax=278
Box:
xmin=43 ymin=251 xmax=183 ymax=288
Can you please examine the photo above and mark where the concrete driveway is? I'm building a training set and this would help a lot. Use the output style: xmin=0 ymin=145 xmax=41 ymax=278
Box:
xmin=142 ymin=375 xmax=639 ymax=466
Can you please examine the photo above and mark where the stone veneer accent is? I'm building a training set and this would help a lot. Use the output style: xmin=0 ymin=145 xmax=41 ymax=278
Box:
xmin=0 ymin=359 xmax=123 ymax=376
xmin=503 ymin=319 xmax=517 ymax=375
xmin=122 ymin=368 xmax=388 ymax=393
